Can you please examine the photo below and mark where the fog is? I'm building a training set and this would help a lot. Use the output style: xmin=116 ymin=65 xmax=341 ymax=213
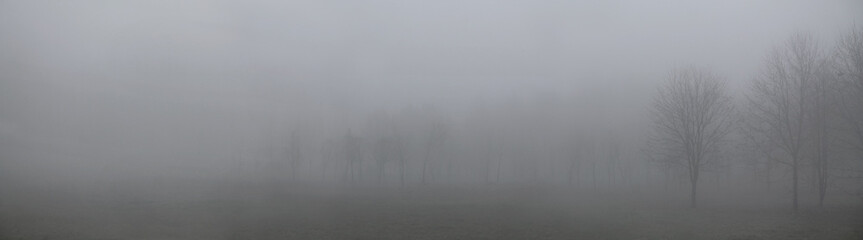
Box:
xmin=2 ymin=0 xmax=863 ymax=239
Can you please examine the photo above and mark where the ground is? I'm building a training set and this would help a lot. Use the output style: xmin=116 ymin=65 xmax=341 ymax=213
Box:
xmin=1 ymin=183 xmax=861 ymax=239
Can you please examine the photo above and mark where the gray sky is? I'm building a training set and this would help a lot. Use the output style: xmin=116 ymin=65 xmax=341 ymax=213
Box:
xmin=1 ymin=0 xmax=862 ymax=178
xmin=3 ymin=0 xmax=861 ymax=108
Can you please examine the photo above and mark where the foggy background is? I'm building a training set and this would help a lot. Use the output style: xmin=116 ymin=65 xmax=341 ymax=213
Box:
xmin=1 ymin=0 xmax=863 ymax=239
xmin=3 ymin=0 xmax=860 ymax=182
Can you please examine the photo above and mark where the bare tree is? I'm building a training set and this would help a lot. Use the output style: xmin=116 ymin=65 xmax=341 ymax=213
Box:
xmin=833 ymin=27 xmax=863 ymax=199
xmin=319 ymin=139 xmax=337 ymax=182
xmin=809 ymin=63 xmax=839 ymax=207
xmin=343 ymin=129 xmax=363 ymax=184
xmin=393 ymin=132 xmax=407 ymax=187
xmin=835 ymin=27 xmax=863 ymax=157
xmin=368 ymin=111 xmax=393 ymax=184
xmin=368 ymin=112 xmax=407 ymax=186
xmin=648 ymin=66 xmax=734 ymax=208
xmin=746 ymin=33 xmax=825 ymax=210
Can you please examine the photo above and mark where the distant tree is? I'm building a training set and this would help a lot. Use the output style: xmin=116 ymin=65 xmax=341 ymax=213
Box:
xmin=738 ymin=125 xmax=778 ymax=190
xmin=319 ymin=139 xmax=338 ymax=182
xmin=390 ymin=118 xmax=408 ymax=186
xmin=368 ymin=111 xmax=407 ymax=185
xmin=378 ymin=110 xmax=409 ymax=186
xmin=393 ymin=132 xmax=407 ymax=187
xmin=466 ymin=106 xmax=501 ymax=184
xmin=287 ymin=130 xmax=303 ymax=181
xmin=344 ymin=129 xmax=363 ymax=184
xmin=368 ymin=111 xmax=393 ymax=184
xmin=605 ymin=136 xmax=622 ymax=187
xmin=420 ymin=106 xmax=448 ymax=185
xmin=746 ymin=33 xmax=826 ymax=210
xmin=372 ymin=136 xmax=393 ymax=183
xmin=647 ymin=66 xmax=734 ymax=208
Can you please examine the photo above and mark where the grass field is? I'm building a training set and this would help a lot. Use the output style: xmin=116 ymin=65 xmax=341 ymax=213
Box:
xmin=1 ymin=183 xmax=861 ymax=240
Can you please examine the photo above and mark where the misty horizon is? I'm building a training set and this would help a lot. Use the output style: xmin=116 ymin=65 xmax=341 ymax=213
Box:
xmin=1 ymin=1 xmax=863 ymax=239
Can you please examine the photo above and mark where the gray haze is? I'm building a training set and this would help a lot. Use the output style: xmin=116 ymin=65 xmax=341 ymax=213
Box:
xmin=1 ymin=0 xmax=863 ymax=239
xmin=3 ymin=0 xmax=860 ymax=176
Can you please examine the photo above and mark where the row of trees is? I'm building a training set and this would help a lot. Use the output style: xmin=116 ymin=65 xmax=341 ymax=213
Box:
xmin=237 ymin=28 xmax=862 ymax=210
xmin=272 ymin=106 xmax=452 ymax=186
xmin=255 ymin=99 xmax=638 ymax=188
xmin=649 ymin=29 xmax=863 ymax=209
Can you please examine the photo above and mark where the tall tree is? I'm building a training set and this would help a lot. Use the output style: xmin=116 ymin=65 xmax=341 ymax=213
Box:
xmin=809 ymin=61 xmax=838 ymax=207
xmin=746 ymin=33 xmax=825 ymax=210
xmin=648 ymin=66 xmax=734 ymax=208
xmin=835 ymin=27 xmax=863 ymax=158
xmin=834 ymin=27 xmax=863 ymax=198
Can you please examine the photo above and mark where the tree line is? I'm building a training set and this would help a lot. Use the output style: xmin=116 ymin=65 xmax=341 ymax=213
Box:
xmin=244 ymin=28 xmax=863 ymax=210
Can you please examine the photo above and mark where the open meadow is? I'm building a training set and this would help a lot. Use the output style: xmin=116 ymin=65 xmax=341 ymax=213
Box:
xmin=2 ymin=182 xmax=860 ymax=240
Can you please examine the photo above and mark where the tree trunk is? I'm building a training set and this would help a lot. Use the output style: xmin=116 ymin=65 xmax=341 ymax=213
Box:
xmin=818 ymin=154 xmax=827 ymax=207
xmin=819 ymin=185 xmax=826 ymax=207
xmin=690 ymin=174 xmax=698 ymax=208
xmin=690 ymin=180 xmax=697 ymax=208
xmin=792 ymin=157 xmax=799 ymax=211
xmin=766 ymin=161 xmax=772 ymax=191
